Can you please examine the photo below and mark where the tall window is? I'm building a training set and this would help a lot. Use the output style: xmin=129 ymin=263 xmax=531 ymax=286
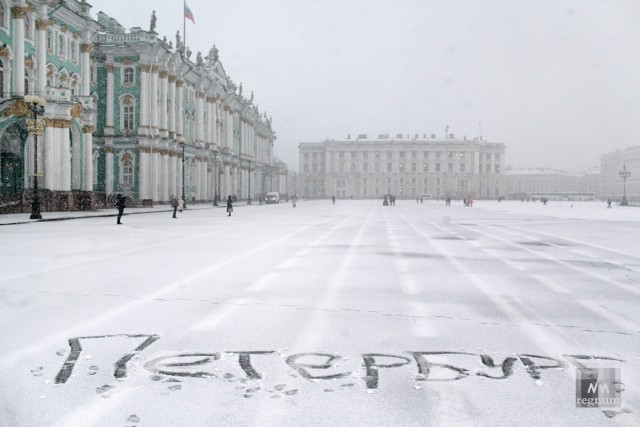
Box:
xmin=47 ymin=29 xmax=53 ymax=51
xmin=119 ymin=95 xmax=136 ymax=133
xmin=123 ymin=67 xmax=134 ymax=84
xmin=122 ymin=96 xmax=135 ymax=131
xmin=71 ymin=41 xmax=77 ymax=62
xmin=122 ymin=159 xmax=134 ymax=188
xmin=58 ymin=34 xmax=65 ymax=57
xmin=46 ymin=65 xmax=55 ymax=87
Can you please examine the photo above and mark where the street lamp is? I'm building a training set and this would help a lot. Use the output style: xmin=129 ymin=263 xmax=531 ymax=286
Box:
xmin=179 ymin=137 xmax=186 ymax=209
xmin=213 ymin=150 xmax=219 ymax=206
xmin=24 ymin=95 xmax=46 ymax=219
xmin=247 ymin=159 xmax=252 ymax=204
xmin=619 ymin=164 xmax=630 ymax=206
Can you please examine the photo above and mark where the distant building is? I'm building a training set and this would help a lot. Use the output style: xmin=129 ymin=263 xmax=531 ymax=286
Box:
xmin=505 ymin=167 xmax=584 ymax=199
xmin=600 ymin=146 xmax=640 ymax=202
xmin=298 ymin=134 xmax=506 ymax=199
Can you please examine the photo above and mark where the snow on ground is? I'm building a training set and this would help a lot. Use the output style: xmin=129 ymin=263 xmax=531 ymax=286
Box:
xmin=0 ymin=200 xmax=638 ymax=426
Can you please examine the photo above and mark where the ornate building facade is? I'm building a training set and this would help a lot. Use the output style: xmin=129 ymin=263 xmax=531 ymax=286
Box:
xmin=298 ymin=134 xmax=506 ymax=199
xmin=0 ymin=0 xmax=280 ymax=213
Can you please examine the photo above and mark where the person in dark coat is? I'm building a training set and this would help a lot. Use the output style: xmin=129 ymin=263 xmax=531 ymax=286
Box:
xmin=115 ymin=194 xmax=125 ymax=224
xmin=171 ymin=194 xmax=178 ymax=218
xmin=226 ymin=195 xmax=233 ymax=216
xmin=332 ymin=195 xmax=336 ymax=204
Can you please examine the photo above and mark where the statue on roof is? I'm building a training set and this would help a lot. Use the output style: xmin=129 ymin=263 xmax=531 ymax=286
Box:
xmin=206 ymin=45 xmax=219 ymax=67
xmin=186 ymin=47 xmax=192 ymax=60
xmin=249 ymin=91 xmax=254 ymax=103
xmin=238 ymin=83 xmax=243 ymax=97
xmin=196 ymin=51 xmax=203 ymax=66
xmin=175 ymin=31 xmax=181 ymax=50
xmin=150 ymin=11 xmax=157 ymax=32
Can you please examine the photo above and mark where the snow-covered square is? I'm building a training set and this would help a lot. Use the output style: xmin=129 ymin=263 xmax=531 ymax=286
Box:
xmin=0 ymin=200 xmax=638 ymax=426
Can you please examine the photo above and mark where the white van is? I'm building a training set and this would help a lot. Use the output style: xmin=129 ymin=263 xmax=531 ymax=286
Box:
xmin=265 ymin=192 xmax=280 ymax=204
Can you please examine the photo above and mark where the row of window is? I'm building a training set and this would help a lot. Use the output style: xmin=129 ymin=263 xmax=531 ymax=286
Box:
xmin=303 ymin=162 xmax=501 ymax=174
xmin=304 ymin=151 xmax=501 ymax=161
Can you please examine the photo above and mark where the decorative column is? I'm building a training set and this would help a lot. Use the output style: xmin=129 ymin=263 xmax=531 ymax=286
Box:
xmin=11 ymin=4 xmax=28 ymax=96
xmin=150 ymin=66 xmax=159 ymax=136
xmin=224 ymin=164 xmax=231 ymax=198
xmin=80 ymin=43 xmax=92 ymax=96
xmin=44 ymin=120 xmax=55 ymax=190
xmin=36 ymin=18 xmax=48 ymax=94
xmin=176 ymin=80 xmax=184 ymax=137
xmin=196 ymin=91 xmax=205 ymax=143
xmin=159 ymin=71 xmax=168 ymax=138
xmin=83 ymin=125 xmax=94 ymax=191
xmin=138 ymin=146 xmax=148 ymax=200
xmin=206 ymin=97 xmax=214 ymax=144
xmin=139 ymin=64 xmax=149 ymax=135
xmin=168 ymin=151 xmax=176 ymax=198
xmin=168 ymin=75 xmax=176 ymax=138
xmin=105 ymin=64 xmax=114 ymax=135
xmin=105 ymin=146 xmax=114 ymax=195
xmin=60 ymin=120 xmax=72 ymax=191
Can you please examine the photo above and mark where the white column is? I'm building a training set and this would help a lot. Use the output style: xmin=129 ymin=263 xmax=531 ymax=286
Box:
xmin=152 ymin=148 xmax=160 ymax=201
xmin=72 ymin=130 xmax=81 ymax=190
xmin=159 ymin=71 xmax=168 ymax=138
xmin=83 ymin=127 xmax=93 ymax=191
xmin=36 ymin=18 xmax=47 ymax=95
xmin=44 ymin=122 xmax=55 ymax=190
xmin=168 ymin=152 xmax=176 ymax=198
xmin=176 ymin=81 xmax=184 ymax=137
xmin=168 ymin=76 xmax=176 ymax=137
xmin=138 ymin=149 xmax=148 ymax=199
xmin=105 ymin=147 xmax=114 ymax=195
xmin=12 ymin=4 xmax=26 ymax=96
xmin=196 ymin=92 xmax=204 ymax=143
xmin=139 ymin=65 xmax=149 ymax=135
xmin=150 ymin=66 xmax=158 ymax=136
xmin=81 ymin=43 xmax=91 ymax=96
xmin=105 ymin=64 xmax=114 ymax=135
xmin=160 ymin=152 xmax=168 ymax=201
xmin=177 ymin=152 xmax=183 ymax=200
xmin=224 ymin=164 xmax=231 ymax=198
xmin=61 ymin=125 xmax=71 ymax=191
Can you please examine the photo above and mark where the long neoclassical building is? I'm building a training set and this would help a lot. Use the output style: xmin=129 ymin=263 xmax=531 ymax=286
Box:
xmin=0 ymin=0 xmax=280 ymax=213
xmin=298 ymin=133 xmax=506 ymax=199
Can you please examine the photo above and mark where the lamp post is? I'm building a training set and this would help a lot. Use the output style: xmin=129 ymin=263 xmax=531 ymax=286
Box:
xmin=213 ymin=150 xmax=219 ymax=206
xmin=179 ymin=138 xmax=186 ymax=209
xmin=24 ymin=95 xmax=46 ymax=219
xmin=247 ymin=159 xmax=252 ymax=204
xmin=619 ymin=164 xmax=630 ymax=206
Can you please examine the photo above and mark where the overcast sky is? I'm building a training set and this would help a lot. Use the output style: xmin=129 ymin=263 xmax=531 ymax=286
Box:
xmin=88 ymin=0 xmax=640 ymax=172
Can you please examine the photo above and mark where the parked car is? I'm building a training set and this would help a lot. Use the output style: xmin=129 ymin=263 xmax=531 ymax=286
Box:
xmin=265 ymin=192 xmax=280 ymax=204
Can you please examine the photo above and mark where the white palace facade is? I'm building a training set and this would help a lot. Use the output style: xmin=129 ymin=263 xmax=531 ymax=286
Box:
xmin=0 ymin=0 xmax=282 ymax=213
xmin=298 ymin=133 xmax=506 ymax=199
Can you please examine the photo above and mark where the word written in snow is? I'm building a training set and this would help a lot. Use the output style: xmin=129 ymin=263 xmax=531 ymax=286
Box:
xmin=54 ymin=334 xmax=625 ymax=390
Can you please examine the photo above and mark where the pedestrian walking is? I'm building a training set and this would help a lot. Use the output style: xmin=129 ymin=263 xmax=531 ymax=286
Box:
xmin=171 ymin=194 xmax=178 ymax=218
xmin=292 ymin=195 xmax=297 ymax=207
xmin=226 ymin=195 xmax=233 ymax=216
xmin=178 ymin=197 xmax=184 ymax=212
xmin=332 ymin=195 xmax=336 ymax=204
xmin=115 ymin=193 xmax=125 ymax=224
xmin=607 ymin=199 xmax=612 ymax=209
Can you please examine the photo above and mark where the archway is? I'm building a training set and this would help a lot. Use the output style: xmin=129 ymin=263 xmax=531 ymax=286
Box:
xmin=0 ymin=123 xmax=27 ymax=204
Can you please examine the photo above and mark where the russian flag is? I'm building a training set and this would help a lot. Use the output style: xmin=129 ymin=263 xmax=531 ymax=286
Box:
xmin=184 ymin=1 xmax=195 ymax=24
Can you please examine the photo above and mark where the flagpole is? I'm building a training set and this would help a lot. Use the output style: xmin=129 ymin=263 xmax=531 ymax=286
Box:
xmin=183 ymin=0 xmax=186 ymax=50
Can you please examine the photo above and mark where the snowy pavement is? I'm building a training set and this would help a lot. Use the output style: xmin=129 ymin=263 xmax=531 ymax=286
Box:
xmin=0 ymin=200 xmax=638 ymax=426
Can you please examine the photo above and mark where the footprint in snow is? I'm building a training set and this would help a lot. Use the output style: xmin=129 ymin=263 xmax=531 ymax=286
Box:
xmin=30 ymin=367 xmax=44 ymax=377
xmin=127 ymin=414 xmax=140 ymax=423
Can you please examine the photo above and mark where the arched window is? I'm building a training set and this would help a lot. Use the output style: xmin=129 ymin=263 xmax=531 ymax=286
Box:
xmin=123 ymin=67 xmax=134 ymax=85
xmin=122 ymin=159 xmax=134 ymax=188
xmin=120 ymin=95 xmax=136 ymax=132
xmin=71 ymin=41 xmax=77 ymax=62
xmin=57 ymin=34 xmax=65 ymax=57
xmin=46 ymin=29 xmax=53 ymax=51
xmin=59 ymin=71 xmax=68 ymax=88
xmin=70 ymin=74 xmax=79 ymax=95
xmin=46 ymin=65 xmax=55 ymax=87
